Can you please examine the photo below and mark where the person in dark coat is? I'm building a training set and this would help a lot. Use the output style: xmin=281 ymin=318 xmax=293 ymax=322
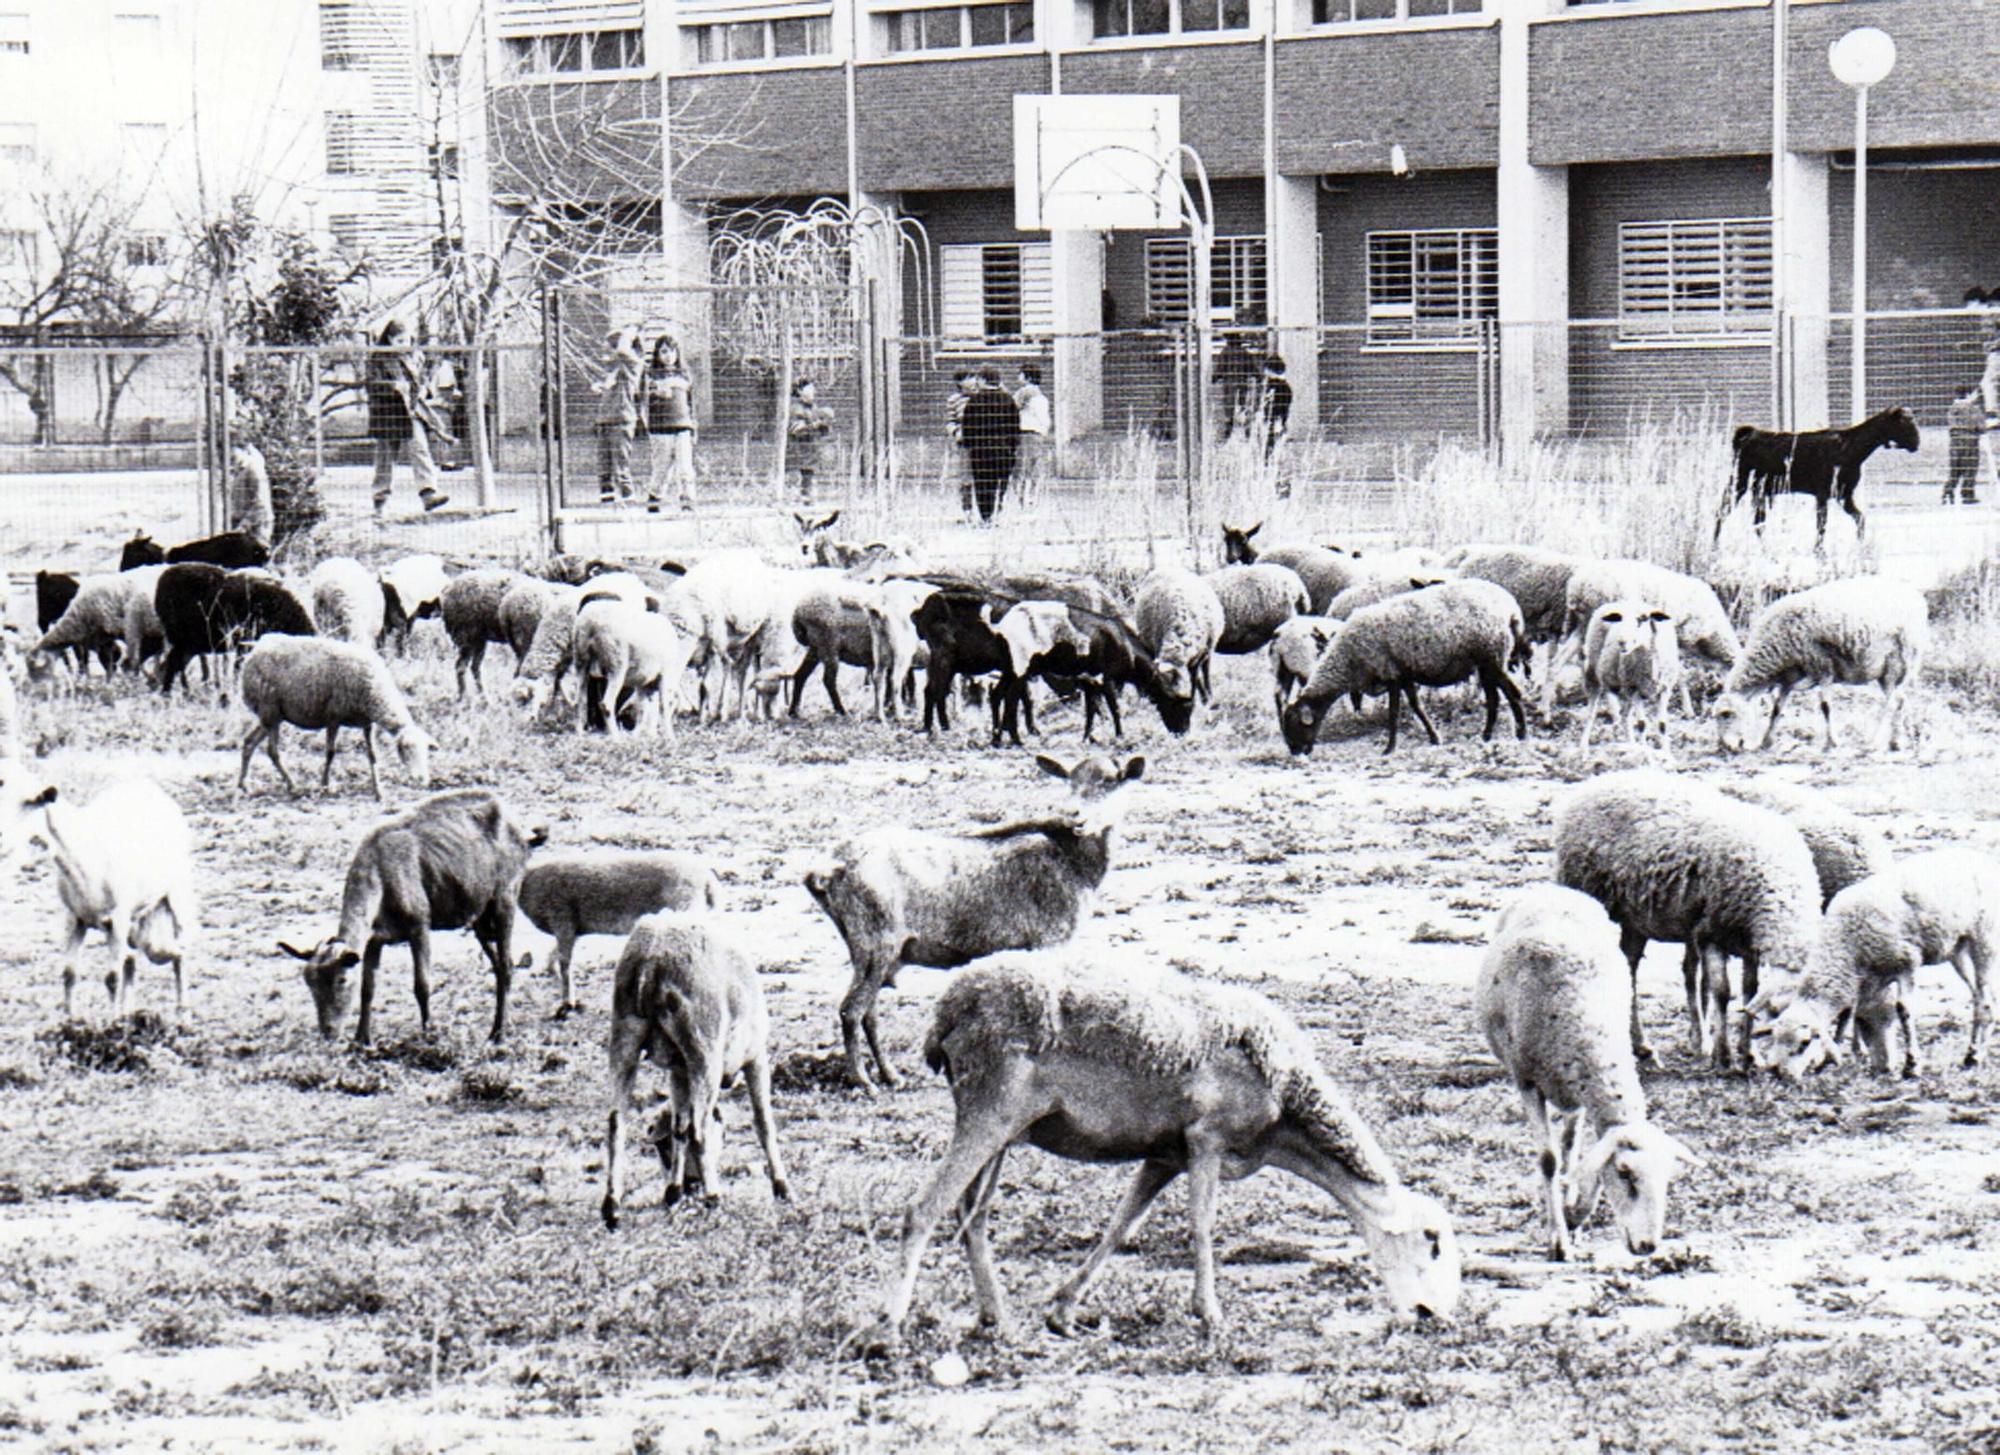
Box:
xmin=1259 ymin=354 xmax=1293 ymax=462
xmin=1216 ymin=333 xmax=1260 ymax=440
xmin=366 ymin=320 xmax=449 ymax=516
xmin=960 ymin=366 xmax=1021 ymax=524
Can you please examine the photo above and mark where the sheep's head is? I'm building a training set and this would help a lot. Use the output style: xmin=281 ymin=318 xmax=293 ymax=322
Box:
xmin=394 ymin=725 xmax=436 ymax=787
xmin=279 ymin=937 xmax=361 ymax=1039
xmin=1576 ymin=1123 xmax=1703 ymax=1257
xmin=793 ymin=510 xmax=841 ymax=560
xmin=1357 ymin=1187 xmax=1461 ymax=1324
xmin=0 ymin=766 xmax=56 ymax=870
xmin=1751 ymin=997 xmax=1844 ymax=1080
xmin=1711 ymin=692 xmax=1759 ymax=754
xmin=1036 ymin=753 xmax=1143 ymax=832
xmin=1279 ymin=697 xmax=1322 ymax=756
xmin=1148 ymin=670 xmax=1196 ymax=736
xmin=1220 ymin=521 xmax=1261 ymax=564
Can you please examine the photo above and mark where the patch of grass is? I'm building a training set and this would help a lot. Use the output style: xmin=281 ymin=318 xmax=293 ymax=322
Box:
xmin=1409 ymin=920 xmax=1483 ymax=946
xmin=160 ymin=1178 xmax=244 ymax=1227
xmin=457 ymin=1066 xmax=521 ymax=1105
xmin=363 ymin=1035 xmax=460 ymax=1074
xmin=1676 ymin=1305 xmax=1769 ymax=1349
xmin=139 ymin=1304 xmax=224 ymax=1349
xmin=770 ymin=1049 xmax=856 ymax=1095
xmin=0 ymin=1059 xmax=42 ymax=1090
xmin=55 ymin=1169 xmax=120 ymax=1201
xmin=36 ymin=1012 xmax=186 ymax=1074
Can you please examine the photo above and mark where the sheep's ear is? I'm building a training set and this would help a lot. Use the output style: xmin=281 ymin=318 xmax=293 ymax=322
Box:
xmin=276 ymin=940 xmax=317 ymax=961
xmin=817 ymin=511 xmax=841 ymax=531
xmin=658 ymin=559 xmax=687 ymax=576
xmin=1033 ymin=755 xmax=1070 ymax=781
xmin=526 ymin=824 xmax=550 ymax=848
xmin=1121 ymin=755 xmax=1146 ymax=782
xmin=792 ymin=512 xmax=809 ymax=531
xmin=1245 ymin=521 xmax=1261 ymax=538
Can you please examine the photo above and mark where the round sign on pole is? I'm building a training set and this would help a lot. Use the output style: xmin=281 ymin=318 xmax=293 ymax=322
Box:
xmin=1829 ymin=26 xmax=1896 ymax=89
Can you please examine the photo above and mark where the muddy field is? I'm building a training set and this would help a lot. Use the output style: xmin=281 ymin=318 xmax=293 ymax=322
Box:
xmin=1 ymin=624 xmax=1997 ymax=1454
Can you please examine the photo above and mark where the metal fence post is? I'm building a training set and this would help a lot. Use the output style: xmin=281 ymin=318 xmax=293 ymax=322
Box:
xmin=542 ymin=287 xmax=562 ymax=554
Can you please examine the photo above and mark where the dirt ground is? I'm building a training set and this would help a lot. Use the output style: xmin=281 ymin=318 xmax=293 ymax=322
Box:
xmin=1 ymin=618 xmax=1998 ymax=1455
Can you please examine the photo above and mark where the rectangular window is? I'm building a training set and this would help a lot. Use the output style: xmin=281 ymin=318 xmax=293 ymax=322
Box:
xmin=0 ymin=229 xmax=36 ymax=271
xmin=886 ymin=2 xmax=1034 ymax=52
xmin=1144 ymin=236 xmax=1269 ymax=325
xmin=0 ymin=12 xmax=28 ymax=54
xmin=505 ymin=29 xmax=645 ymax=75
xmin=691 ymin=17 xmax=831 ymax=64
xmin=124 ymin=233 xmax=169 ymax=267
xmin=324 ymin=112 xmax=359 ymax=175
xmin=940 ymin=242 xmax=1054 ymax=347
xmin=1312 ymin=0 xmax=1478 ymax=20
xmin=0 ymin=121 xmax=35 ymax=164
xmin=1365 ymin=228 xmax=1498 ymax=346
xmin=1092 ymin=0 xmax=1246 ymax=38
xmin=319 ymin=0 xmax=355 ymax=69
xmin=1618 ymin=217 xmax=1772 ymax=341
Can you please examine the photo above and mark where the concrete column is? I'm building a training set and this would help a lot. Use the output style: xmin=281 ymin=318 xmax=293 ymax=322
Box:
xmin=1776 ymin=150 xmax=1831 ymax=429
xmin=1267 ymin=172 xmax=1319 ymax=432
xmin=851 ymin=188 xmax=905 ymax=440
xmin=1495 ymin=0 xmax=1568 ymax=457
xmin=1050 ymin=229 xmax=1103 ymax=450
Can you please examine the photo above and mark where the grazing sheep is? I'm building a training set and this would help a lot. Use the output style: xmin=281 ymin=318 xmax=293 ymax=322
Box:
xmin=1476 ymin=885 xmax=1705 ymax=1261
xmin=279 ymin=787 xmax=543 ymax=1045
xmin=35 ymin=570 xmax=167 ymax=675
xmin=309 ymin=557 xmax=388 ymax=649
xmin=519 ymin=851 xmax=720 ymax=1016
xmin=166 ymin=530 xmax=271 ymax=570
xmin=912 ymin=588 xmax=1019 ymax=739
xmin=515 ymin=571 xmax=656 ymax=711
xmin=0 ymin=767 xmax=196 ymax=1017
xmin=1272 ymin=615 xmax=1338 ymax=713
xmin=1578 ymin=600 xmax=1682 ymax=750
xmin=441 ymin=567 xmax=526 ymax=699
xmin=33 ymin=571 xmax=94 ymax=672
xmin=1220 ymin=522 xmax=1369 ymax=613
xmin=238 ymin=636 xmax=435 ymax=802
xmin=1134 ymin=567 xmax=1225 ymax=704
xmin=663 ymin=551 xmax=794 ymax=721
xmin=378 ymin=554 xmax=449 ymax=651
xmin=1549 ymin=560 xmax=1740 ymax=715
xmin=1204 ymin=563 xmax=1309 ymax=655
xmin=1721 ymin=779 xmax=1889 ymax=909
xmin=988 ymin=598 xmax=1193 ymax=744
xmin=601 ymin=913 xmax=789 ymax=1227
xmin=572 ymin=597 xmax=699 ymax=737
xmin=1554 ymin=769 xmax=1819 ymax=1069
xmin=1751 ymin=849 xmax=1998 ymax=1080
xmin=1280 ymin=579 xmax=1528 ymax=756
xmin=865 ymin=577 xmax=935 ymax=721
xmin=1442 ymin=543 xmax=1580 ymax=649
xmin=1326 ymin=569 xmax=1452 ymax=623
xmin=154 ymin=564 xmax=315 ymax=694
xmin=785 ymin=576 xmax=882 ymax=717
xmin=880 ymin=947 xmax=1461 ymax=1336
xmin=1712 ymin=576 xmax=1928 ymax=755
xmin=804 ymin=752 xmax=1144 ymax=1090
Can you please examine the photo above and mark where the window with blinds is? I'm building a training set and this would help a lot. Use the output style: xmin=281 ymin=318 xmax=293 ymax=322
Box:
xmin=940 ymin=242 xmax=1054 ymax=348
xmin=1618 ymin=217 xmax=1772 ymax=341
xmin=1365 ymin=228 xmax=1496 ymax=346
xmin=1144 ymin=236 xmax=1269 ymax=325
xmin=324 ymin=112 xmax=359 ymax=175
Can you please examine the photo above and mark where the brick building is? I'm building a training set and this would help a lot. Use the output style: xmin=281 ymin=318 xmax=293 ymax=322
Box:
xmin=487 ymin=0 xmax=2000 ymax=453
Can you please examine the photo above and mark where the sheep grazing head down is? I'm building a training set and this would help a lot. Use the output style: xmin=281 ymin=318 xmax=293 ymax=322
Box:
xmin=1750 ymin=996 xmax=1845 ymax=1080
xmin=1711 ymin=692 xmax=1761 ymax=754
xmin=0 ymin=767 xmax=57 ymax=870
xmin=279 ymin=938 xmax=362 ymax=1039
xmin=1358 ymin=1187 xmax=1463 ymax=1323
xmin=394 ymin=726 xmax=437 ymax=788
xmin=1576 ymin=1124 xmax=1705 ymax=1257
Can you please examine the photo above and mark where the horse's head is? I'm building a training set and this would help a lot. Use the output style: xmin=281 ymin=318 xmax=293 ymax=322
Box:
xmin=1886 ymin=407 xmax=1921 ymax=453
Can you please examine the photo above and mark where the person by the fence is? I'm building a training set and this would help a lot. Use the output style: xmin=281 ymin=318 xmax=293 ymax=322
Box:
xmin=788 ymin=377 xmax=833 ymax=505
xmin=642 ymin=333 xmax=697 ymax=514
xmin=1945 ymin=388 xmax=1983 ymax=505
xmin=1981 ymin=313 xmax=2000 ymax=501
xmin=227 ymin=441 xmax=275 ymax=545
xmin=946 ymin=369 xmax=977 ymax=515
xmin=1259 ymin=354 xmax=1293 ymax=461
xmin=366 ymin=320 xmax=450 ymax=517
xmin=962 ymin=364 xmax=1021 ymax=525
xmin=592 ymin=328 xmax=644 ymax=505
xmin=1013 ymin=364 xmax=1051 ymax=506
xmin=1216 ymin=333 xmax=1260 ymax=441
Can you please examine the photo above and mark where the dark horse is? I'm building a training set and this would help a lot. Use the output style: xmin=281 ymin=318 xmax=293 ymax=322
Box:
xmin=1718 ymin=406 xmax=1921 ymax=546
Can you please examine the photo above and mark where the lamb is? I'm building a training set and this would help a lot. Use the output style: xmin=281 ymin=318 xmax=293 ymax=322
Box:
xmin=1712 ymin=576 xmax=1928 ymax=755
xmin=1548 ymin=559 xmax=1740 ymax=715
xmin=1476 ymin=885 xmax=1705 ymax=1261
xmin=1554 ymin=768 xmax=1820 ymax=1069
xmin=879 ymin=947 xmax=1461 ymax=1337
xmin=1577 ymin=600 xmax=1682 ymax=750
xmin=601 ymin=912 xmax=789 ymax=1227
xmin=1220 ymin=522 xmax=1369 ymax=613
xmin=1203 ymin=563 xmax=1309 ymax=655
xmin=1280 ymin=579 xmax=1528 ymax=756
xmin=1271 ymin=615 xmax=1338 ymax=713
xmin=35 ymin=569 xmax=167 ymax=675
xmin=1134 ymin=567 xmax=1225 ymax=704
xmin=309 ymin=557 xmax=388 ymax=649
xmin=154 ymin=563 xmax=315 ymax=694
xmin=279 ymin=787 xmax=543 ymax=1045
xmin=238 ymin=635 xmax=435 ymax=801
xmin=519 ymin=850 xmax=721 ymax=1016
xmin=804 ymin=752 xmax=1144 ymax=1090
xmin=1751 ymin=849 xmax=1998 ymax=1080
xmin=440 ymin=567 xmax=526 ymax=699
xmin=378 ymin=554 xmax=449 ymax=651
xmin=1326 ymin=569 xmax=1453 ymax=622
xmin=571 ymin=597 xmax=700 ymax=738
xmin=1441 ymin=543 xmax=1580 ymax=650
xmin=1720 ymin=778 xmax=1889 ymax=909
xmin=0 ymin=767 xmax=197 ymax=1017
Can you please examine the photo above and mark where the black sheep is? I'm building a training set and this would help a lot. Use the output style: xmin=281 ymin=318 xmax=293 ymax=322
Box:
xmin=154 ymin=563 xmax=314 ymax=694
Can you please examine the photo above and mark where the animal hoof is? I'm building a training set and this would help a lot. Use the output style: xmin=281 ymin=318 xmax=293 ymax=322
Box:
xmin=601 ymin=1197 xmax=619 ymax=1230
xmin=551 ymin=1003 xmax=573 ymax=1022
xmin=662 ymin=1183 xmax=684 ymax=1209
xmin=1045 ymin=1306 xmax=1098 ymax=1338
xmin=771 ymin=1178 xmax=793 ymax=1203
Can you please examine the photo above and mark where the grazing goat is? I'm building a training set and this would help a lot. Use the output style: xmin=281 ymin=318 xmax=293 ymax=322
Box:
xmin=880 ymin=948 xmax=1461 ymax=1337
xmin=280 ymin=788 xmax=544 ymax=1045
xmin=804 ymin=753 xmax=1144 ymax=1090
xmin=602 ymin=913 xmax=790 ymax=1227
xmin=1720 ymin=406 xmax=1921 ymax=545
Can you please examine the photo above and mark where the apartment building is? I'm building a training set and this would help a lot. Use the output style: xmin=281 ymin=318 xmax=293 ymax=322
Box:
xmin=492 ymin=0 xmax=2000 ymax=449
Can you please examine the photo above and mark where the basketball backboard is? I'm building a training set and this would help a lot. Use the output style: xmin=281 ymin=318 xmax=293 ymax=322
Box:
xmin=1013 ymin=94 xmax=1182 ymax=233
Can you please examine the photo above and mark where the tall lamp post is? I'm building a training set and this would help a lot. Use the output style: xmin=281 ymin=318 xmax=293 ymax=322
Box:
xmin=1830 ymin=25 xmax=1895 ymax=420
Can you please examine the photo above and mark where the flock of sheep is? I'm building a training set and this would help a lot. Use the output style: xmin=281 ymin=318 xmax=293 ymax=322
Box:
xmin=0 ymin=507 xmax=1988 ymax=1342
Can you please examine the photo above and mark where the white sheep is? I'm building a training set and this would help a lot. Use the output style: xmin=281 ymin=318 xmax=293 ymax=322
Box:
xmin=601 ymin=912 xmax=789 ymax=1227
xmin=1548 ymin=559 xmax=1741 ymax=715
xmin=514 ymin=572 xmax=655 ymax=712
xmin=865 ymin=577 xmax=935 ymax=722
xmin=665 ymin=551 xmax=797 ymax=721
xmin=1712 ymin=576 xmax=1928 ymax=755
xmin=518 ymin=850 xmax=720 ymax=1016
xmin=309 ymin=557 xmax=388 ymax=649
xmin=1325 ymin=568 xmax=1453 ymax=623
xmin=571 ymin=597 xmax=700 ymax=737
xmin=1578 ymin=599 xmax=1682 ymax=750
xmin=36 ymin=569 xmax=168 ymax=676
xmin=1476 ymin=885 xmax=1705 ymax=1261
xmin=1203 ymin=563 xmax=1309 ymax=655
xmin=1220 ymin=523 xmax=1370 ymax=613
xmin=1134 ymin=567 xmax=1225 ymax=704
xmin=1280 ymin=579 xmax=1527 ymax=756
xmin=1721 ymin=778 xmax=1889 ymax=909
xmin=1752 ymin=848 xmax=1998 ymax=1080
xmin=879 ymin=946 xmax=1461 ymax=1337
xmin=0 ymin=766 xmax=197 ymax=1017
xmin=1554 ymin=768 xmax=1819 ymax=1069
xmin=379 ymin=554 xmax=449 ymax=650
xmin=1442 ymin=543 xmax=1580 ymax=650
xmin=238 ymin=635 xmax=435 ymax=802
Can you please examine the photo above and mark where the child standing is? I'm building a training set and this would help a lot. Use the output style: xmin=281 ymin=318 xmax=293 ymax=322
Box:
xmin=1945 ymin=388 xmax=1984 ymax=505
xmin=592 ymin=328 xmax=644 ymax=505
xmin=788 ymin=378 xmax=833 ymax=504
xmin=642 ymin=334 xmax=697 ymax=514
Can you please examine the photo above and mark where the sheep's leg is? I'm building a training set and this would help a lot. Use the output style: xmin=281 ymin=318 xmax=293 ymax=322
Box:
xmin=1819 ymin=690 xmax=1838 ymax=751
xmin=862 ymin=998 xmax=897 ymax=1091
xmin=1578 ymin=688 xmax=1602 ymax=749
xmin=787 ymin=650 xmax=817 ymax=718
xmin=319 ymin=727 xmax=341 ymax=790
xmin=839 ymin=960 xmax=895 ymax=1091
xmin=745 ymin=1051 xmax=791 ymax=1201
xmin=354 ymin=939 xmax=385 ymax=1047
xmin=1758 ymin=683 xmax=1793 ymax=751
xmin=1540 ymin=631 xmax=1580 ymax=716
xmin=1102 ymin=683 xmax=1122 ymax=739
xmin=1704 ymin=945 xmax=1736 ymax=1071
xmin=822 ymin=658 xmax=847 ymax=717
xmin=1047 ymin=1159 xmax=1180 ymax=1335
xmin=601 ymin=1013 xmax=648 ymax=1228
xmin=654 ymin=1086 xmax=689 ymax=1207
xmin=1185 ymin=1144 xmax=1225 ymax=1332
xmin=960 ymin=1149 xmax=1011 ymax=1332
xmin=238 ymin=722 xmax=269 ymax=793
xmin=361 ymin=727 xmax=385 ymax=802
xmin=406 ymin=927 xmax=433 ymax=1040
xmin=1681 ymin=943 xmax=1705 ymax=1057
xmin=1955 ymin=943 xmax=1989 ymax=1068
xmin=1405 ymin=683 xmax=1441 ymax=746
xmin=682 ymin=1064 xmax=723 ymax=1203
xmin=1519 ymin=1088 xmax=1571 ymax=1261
xmin=1876 ymin=683 xmax=1904 ymax=752
xmin=1896 ymin=998 xmax=1923 ymax=1079
xmin=482 ymin=907 xmax=515 ymax=1045
xmin=1557 ymin=1109 xmax=1600 ymax=1234
xmin=1620 ymin=926 xmax=1655 ymax=1065
xmin=1478 ymin=674 xmax=1500 ymax=741
xmin=58 ymin=918 xmax=86 ymax=1019
xmin=101 ymin=908 xmax=133 ymax=1016
xmin=549 ymin=928 xmax=579 ymax=1018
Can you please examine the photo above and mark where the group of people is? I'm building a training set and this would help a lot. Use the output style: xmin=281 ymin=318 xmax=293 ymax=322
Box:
xmin=945 ymin=364 xmax=1050 ymax=524
xmin=594 ymin=328 xmax=700 ymax=514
